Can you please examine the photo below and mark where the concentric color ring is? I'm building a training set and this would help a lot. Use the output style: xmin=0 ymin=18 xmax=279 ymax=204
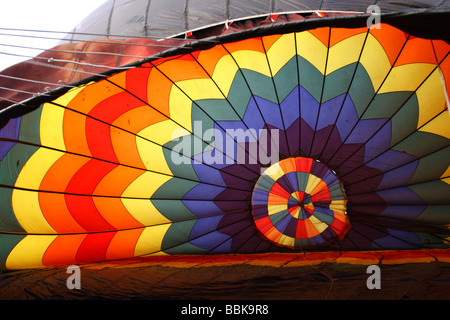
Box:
xmin=251 ymin=157 xmax=351 ymax=249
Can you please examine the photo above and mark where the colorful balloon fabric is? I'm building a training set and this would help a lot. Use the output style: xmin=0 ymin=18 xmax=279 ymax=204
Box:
xmin=252 ymin=157 xmax=350 ymax=249
xmin=0 ymin=23 xmax=450 ymax=270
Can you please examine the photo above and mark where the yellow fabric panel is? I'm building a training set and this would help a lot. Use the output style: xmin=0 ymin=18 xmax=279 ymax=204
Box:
xmin=168 ymin=84 xmax=194 ymax=131
xmin=309 ymin=215 xmax=328 ymax=233
xmin=379 ymin=63 xmax=436 ymax=94
xmin=304 ymin=174 xmax=321 ymax=194
xmin=419 ymin=110 xmax=450 ymax=139
xmin=134 ymin=224 xmax=171 ymax=256
xmin=13 ymin=148 xmax=62 ymax=233
xmin=12 ymin=189 xmax=56 ymax=234
xmin=136 ymin=135 xmax=172 ymax=175
xmin=416 ymin=68 xmax=447 ymax=127
xmin=359 ymin=34 xmax=391 ymax=91
xmin=441 ymin=177 xmax=450 ymax=185
xmin=267 ymin=204 xmax=288 ymax=215
xmin=329 ymin=200 xmax=348 ymax=213
xmin=176 ymin=78 xmax=223 ymax=101
xmin=40 ymin=103 xmax=66 ymax=151
xmin=121 ymin=171 xmax=171 ymax=199
xmin=211 ymin=53 xmax=240 ymax=96
xmin=138 ymin=119 xmax=189 ymax=146
xmin=266 ymin=33 xmax=296 ymax=76
xmin=291 ymin=192 xmax=300 ymax=201
xmin=230 ymin=50 xmax=271 ymax=77
xmin=296 ymin=31 xmax=328 ymax=74
xmin=52 ymin=83 xmax=87 ymax=107
xmin=15 ymin=147 xmax=62 ymax=190
xmin=6 ymin=235 xmax=57 ymax=270
xmin=262 ymin=162 xmax=284 ymax=181
xmin=441 ymin=166 xmax=450 ymax=179
xmin=122 ymin=198 xmax=171 ymax=226
xmin=327 ymin=33 xmax=366 ymax=75
xmin=278 ymin=234 xmax=296 ymax=248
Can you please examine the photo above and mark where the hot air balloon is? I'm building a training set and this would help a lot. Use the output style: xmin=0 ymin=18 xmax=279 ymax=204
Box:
xmin=0 ymin=0 xmax=449 ymax=275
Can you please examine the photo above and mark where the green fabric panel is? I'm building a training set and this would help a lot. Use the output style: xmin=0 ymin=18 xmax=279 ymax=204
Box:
xmin=322 ymin=63 xmax=358 ymax=102
xmin=328 ymin=183 xmax=346 ymax=200
xmin=18 ymin=105 xmax=43 ymax=145
xmin=362 ymin=91 xmax=412 ymax=120
xmin=348 ymin=64 xmax=375 ymax=118
xmin=191 ymin=106 xmax=215 ymax=132
xmin=163 ymin=242 xmax=210 ymax=255
xmin=0 ymin=187 xmax=26 ymax=233
xmin=273 ymin=56 xmax=300 ymax=102
xmin=294 ymin=238 xmax=310 ymax=248
xmin=162 ymin=141 xmax=200 ymax=181
xmin=151 ymin=199 xmax=197 ymax=221
xmin=256 ymin=174 xmax=276 ymax=192
xmin=269 ymin=209 xmax=289 ymax=227
xmin=241 ymin=69 xmax=278 ymax=103
xmin=312 ymin=209 xmax=335 ymax=225
xmin=152 ymin=177 xmax=198 ymax=199
xmin=413 ymin=205 xmax=450 ymax=226
xmin=393 ymin=131 xmax=449 ymax=158
xmin=0 ymin=142 xmax=39 ymax=186
xmin=297 ymin=55 xmax=324 ymax=102
xmin=409 ymin=180 xmax=450 ymax=205
xmin=225 ymin=71 xmax=253 ymax=118
xmin=417 ymin=232 xmax=448 ymax=248
xmin=408 ymin=146 xmax=450 ymax=185
xmin=0 ymin=233 xmax=26 ymax=271
xmin=389 ymin=94 xmax=419 ymax=147
xmin=195 ymin=99 xmax=241 ymax=121
xmin=161 ymin=219 xmax=196 ymax=250
xmin=297 ymin=172 xmax=309 ymax=192
xmin=288 ymin=194 xmax=297 ymax=203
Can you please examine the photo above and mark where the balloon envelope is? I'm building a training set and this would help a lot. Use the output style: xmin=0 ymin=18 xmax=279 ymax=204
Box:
xmin=0 ymin=6 xmax=449 ymax=271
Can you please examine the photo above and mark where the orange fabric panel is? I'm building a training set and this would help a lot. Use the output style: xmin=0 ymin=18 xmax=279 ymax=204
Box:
xmin=93 ymin=197 xmax=144 ymax=230
xmin=112 ymin=105 xmax=168 ymax=135
xmin=62 ymin=109 xmax=92 ymax=157
xmin=370 ymin=23 xmax=408 ymax=66
xmin=39 ymin=192 xmax=86 ymax=233
xmin=308 ymin=26 xmax=331 ymax=47
xmin=395 ymin=37 xmax=437 ymax=66
xmin=304 ymin=218 xmax=320 ymax=238
xmin=106 ymin=228 xmax=144 ymax=260
xmin=261 ymin=34 xmax=284 ymax=51
xmin=109 ymin=126 xmax=146 ymax=168
xmin=40 ymin=153 xmax=90 ymax=192
xmin=329 ymin=27 xmax=368 ymax=47
xmin=196 ymin=45 xmax=232 ymax=76
xmin=155 ymin=57 xmax=208 ymax=83
xmin=42 ymin=234 xmax=87 ymax=267
xmin=224 ymin=37 xmax=266 ymax=54
xmin=146 ymin=67 xmax=174 ymax=116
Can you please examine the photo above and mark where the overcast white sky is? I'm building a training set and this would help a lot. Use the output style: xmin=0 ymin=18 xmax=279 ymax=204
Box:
xmin=0 ymin=0 xmax=108 ymax=71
